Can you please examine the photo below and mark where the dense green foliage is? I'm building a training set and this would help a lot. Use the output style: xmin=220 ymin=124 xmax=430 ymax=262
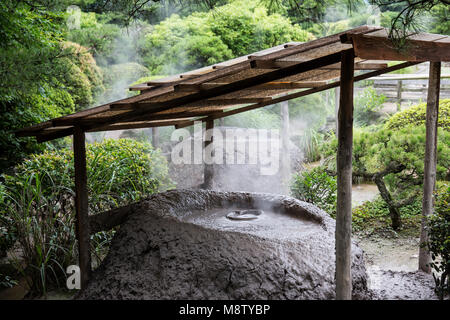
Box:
xmin=0 ymin=139 xmax=173 ymax=295
xmin=0 ymin=2 xmax=105 ymax=172
xmin=290 ymin=166 xmax=337 ymax=216
xmin=138 ymin=1 xmax=314 ymax=75
xmin=425 ymin=182 xmax=450 ymax=299
xmin=352 ymin=196 xmax=422 ymax=233
xmin=386 ymin=99 xmax=450 ymax=132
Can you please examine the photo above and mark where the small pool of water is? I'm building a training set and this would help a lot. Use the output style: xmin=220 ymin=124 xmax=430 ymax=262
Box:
xmin=352 ymin=184 xmax=379 ymax=207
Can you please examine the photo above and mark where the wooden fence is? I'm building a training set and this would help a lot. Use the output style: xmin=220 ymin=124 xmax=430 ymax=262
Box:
xmin=367 ymin=74 xmax=450 ymax=107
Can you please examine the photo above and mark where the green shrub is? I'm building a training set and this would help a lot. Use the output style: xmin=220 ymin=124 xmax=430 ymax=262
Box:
xmin=352 ymin=196 xmax=422 ymax=233
xmin=1 ymin=139 xmax=174 ymax=296
xmin=425 ymin=182 xmax=450 ymax=299
xmin=385 ymin=99 xmax=450 ymax=132
xmin=67 ymin=12 xmax=121 ymax=62
xmin=290 ymin=166 xmax=337 ymax=216
xmin=60 ymin=42 xmax=105 ymax=110
xmin=0 ymin=85 xmax=75 ymax=173
xmin=0 ymin=182 xmax=15 ymax=257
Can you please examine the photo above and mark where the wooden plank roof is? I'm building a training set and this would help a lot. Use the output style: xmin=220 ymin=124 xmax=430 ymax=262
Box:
xmin=16 ymin=26 xmax=450 ymax=142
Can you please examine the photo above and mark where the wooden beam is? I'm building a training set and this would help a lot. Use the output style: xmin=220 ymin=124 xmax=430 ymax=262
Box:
xmin=110 ymin=97 xmax=272 ymax=111
xmin=335 ymin=49 xmax=354 ymax=300
xmin=251 ymin=26 xmax=380 ymax=62
xmin=174 ymin=81 xmax=327 ymax=92
xmin=87 ymin=119 xmax=193 ymax=132
xmin=252 ymin=60 xmax=387 ymax=70
xmin=350 ymin=33 xmax=450 ymax=62
xmin=418 ymin=61 xmax=441 ymax=273
xmin=73 ymin=126 xmax=91 ymax=290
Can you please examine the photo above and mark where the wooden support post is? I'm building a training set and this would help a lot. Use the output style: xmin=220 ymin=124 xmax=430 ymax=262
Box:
xmin=336 ymin=49 xmax=355 ymax=300
xmin=280 ymin=100 xmax=291 ymax=194
xmin=73 ymin=126 xmax=91 ymax=290
xmin=152 ymin=127 xmax=159 ymax=149
xmin=419 ymin=61 xmax=441 ymax=273
xmin=203 ymin=120 xmax=214 ymax=189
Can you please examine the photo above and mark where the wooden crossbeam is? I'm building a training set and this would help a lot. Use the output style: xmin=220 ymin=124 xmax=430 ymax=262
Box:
xmin=110 ymin=97 xmax=271 ymax=111
xmin=348 ymin=33 xmax=450 ymax=62
xmin=174 ymin=81 xmax=327 ymax=92
xmin=87 ymin=119 xmax=195 ymax=132
xmin=252 ymin=59 xmax=388 ymax=70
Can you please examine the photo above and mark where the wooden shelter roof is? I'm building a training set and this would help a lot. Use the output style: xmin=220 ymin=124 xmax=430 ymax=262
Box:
xmin=16 ymin=26 xmax=450 ymax=142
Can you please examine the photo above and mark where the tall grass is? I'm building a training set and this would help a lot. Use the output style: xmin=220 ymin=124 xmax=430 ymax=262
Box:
xmin=297 ymin=128 xmax=325 ymax=163
xmin=5 ymin=172 xmax=76 ymax=296
xmin=1 ymin=139 xmax=174 ymax=297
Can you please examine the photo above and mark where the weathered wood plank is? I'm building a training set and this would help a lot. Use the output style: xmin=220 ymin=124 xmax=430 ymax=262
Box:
xmin=110 ymin=97 xmax=272 ymax=111
xmin=351 ymin=34 xmax=450 ymax=62
xmin=174 ymin=81 xmax=327 ymax=92
xmin=252 ymin=60 xmax=387 ymax=70
xmin=418 ymin=61 xmax=441 ymax=273
xmin=335 ymin=49 xmax=354 ymax=300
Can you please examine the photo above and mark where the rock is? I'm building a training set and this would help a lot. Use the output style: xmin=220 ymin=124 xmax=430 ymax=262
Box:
xmin=77 ymin=189 xmax=371 ymax=300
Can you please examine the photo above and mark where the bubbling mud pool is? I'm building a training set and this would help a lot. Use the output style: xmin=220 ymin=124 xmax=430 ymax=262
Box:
xmin=182 ymin=208 xmax=322 ymax=241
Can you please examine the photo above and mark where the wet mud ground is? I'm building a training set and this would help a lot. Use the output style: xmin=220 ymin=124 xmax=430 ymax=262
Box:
xmin=356 ymin=235 xmax=441 ymax=300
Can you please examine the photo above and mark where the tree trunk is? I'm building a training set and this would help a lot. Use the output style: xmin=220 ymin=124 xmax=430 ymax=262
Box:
xmin=374 ymin=175 xmax=402 ymax=230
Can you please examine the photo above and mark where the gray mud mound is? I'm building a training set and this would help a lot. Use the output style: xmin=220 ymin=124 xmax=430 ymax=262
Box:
xmin=77 ymin=189 xmax=370 ymax=300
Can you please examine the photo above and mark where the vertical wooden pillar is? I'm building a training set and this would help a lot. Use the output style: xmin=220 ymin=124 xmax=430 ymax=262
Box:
xmin=280 ymin=100 xmax=291 ymax=194
xmin=152 ymin=127 xmax=159 ymax=149
xmin=203 ymin=120 xmax=214 ymax=189
xmin=73 ymin=126 xmax=91 ymax=289
xmin=336 ymin=49 xmax=354 ymax=300
xmin=419 ymin=61 xmax=441 ymax=273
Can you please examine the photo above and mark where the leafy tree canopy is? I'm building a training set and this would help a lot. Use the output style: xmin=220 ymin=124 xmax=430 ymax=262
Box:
xmin=138 ymin=0 xmax=314 ymax=75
